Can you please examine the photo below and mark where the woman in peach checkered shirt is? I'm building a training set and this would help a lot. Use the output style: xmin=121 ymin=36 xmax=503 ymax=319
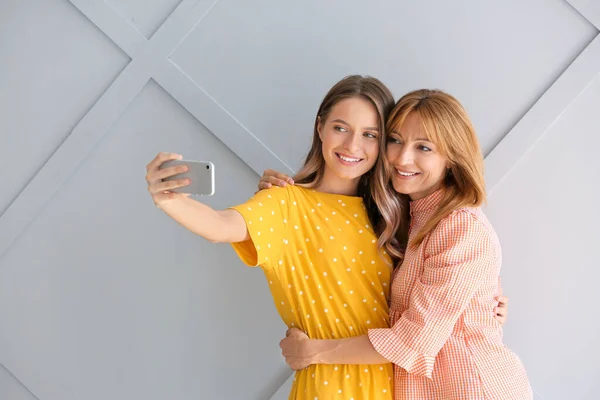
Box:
xmin=279 ymin=89 xmax=532 ymax=399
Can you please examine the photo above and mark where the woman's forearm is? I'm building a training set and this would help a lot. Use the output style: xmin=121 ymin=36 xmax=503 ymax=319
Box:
xmin=160 ymin=197 xmax=248 ymax=243
xmin=310 ymin=334 xmax=390 ymax=365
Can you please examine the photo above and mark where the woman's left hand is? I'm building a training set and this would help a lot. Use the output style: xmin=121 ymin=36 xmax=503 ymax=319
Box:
xmin=495 ymin=295 xmax=509 ymax=325
xmin=494 ymin=278 xmax=509 ymax=325
xmin=279 ymin=328 xmax=313 ymax=370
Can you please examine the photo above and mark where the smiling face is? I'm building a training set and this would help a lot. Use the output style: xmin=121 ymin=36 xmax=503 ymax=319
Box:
xmin=317 ymin=97 xmax=381 ymax=194
xmin=386 ymin=111 xmax=449 ymax=201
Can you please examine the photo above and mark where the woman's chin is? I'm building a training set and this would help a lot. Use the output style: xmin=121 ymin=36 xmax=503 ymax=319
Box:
xmin=392 ymin=181 xmax=411 ymax=196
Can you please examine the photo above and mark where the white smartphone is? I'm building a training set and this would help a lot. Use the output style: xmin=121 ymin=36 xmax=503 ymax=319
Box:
xmin=160 ymin=160 xmax=215 ymax=196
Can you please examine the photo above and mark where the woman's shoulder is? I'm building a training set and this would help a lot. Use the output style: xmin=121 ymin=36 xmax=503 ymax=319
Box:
xmin=431 ymin=207 xmax=498 ymax=248
xmin=252 ymin=184 xmax=296 ymax=200
xmin=422 ymin=207 xmax=501 ymax=270
xmin=288 ymin=185 xmax=363 ymax=205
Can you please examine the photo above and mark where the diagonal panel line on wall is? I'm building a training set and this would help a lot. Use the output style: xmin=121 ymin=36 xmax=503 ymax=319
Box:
xmin=485 ymin=34 xmax=600 ymax=194
xmin=268 ymin=372 xmax=295 ymax=400
xmin=0 ymin=362 xmax=40 ymax=400
xmin=0 ymin=62 xmax=151 ymax=262
xmin=166 ymin=0 xmax=221 ymax=58
xmin=68 ymin=0 xmax=146 ymax=57
xmin=154 ymin=61 xmax=294 ymax=176
xmin=566 ymin=0 xmax=600 ymax=29
xmin=123 ymin=0 xmax=219 ymax=73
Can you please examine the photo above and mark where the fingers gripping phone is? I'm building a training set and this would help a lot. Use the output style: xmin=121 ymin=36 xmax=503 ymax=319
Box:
xmin=161 ymin=160 xmax=215 ymax=196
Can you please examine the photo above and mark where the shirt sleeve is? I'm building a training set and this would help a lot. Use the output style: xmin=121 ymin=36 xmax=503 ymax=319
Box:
xmin=229 ymin=186 xmax=291 ymax=267
xmin=368 ymin=210 xmax=497 ymax=379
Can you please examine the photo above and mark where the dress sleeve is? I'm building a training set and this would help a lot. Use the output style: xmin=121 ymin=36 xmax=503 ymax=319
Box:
xmin=229 ymin=187 xmax=291 ymax=267
xmin=368 ymin=210 xmax=497 ymax=378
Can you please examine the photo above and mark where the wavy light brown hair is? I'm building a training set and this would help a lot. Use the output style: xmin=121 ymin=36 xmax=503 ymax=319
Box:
xmin=375 ymin=89 xmax=487 ymax=256
xmin=294 ymin=75 xmax=396 ymax=259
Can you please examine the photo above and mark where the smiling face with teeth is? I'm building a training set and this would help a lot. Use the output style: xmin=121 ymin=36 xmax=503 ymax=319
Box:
xmin=386 ymin=111 xmax=449 ymax=201
xmin=316 ymin=97 xmax=381 ymax=195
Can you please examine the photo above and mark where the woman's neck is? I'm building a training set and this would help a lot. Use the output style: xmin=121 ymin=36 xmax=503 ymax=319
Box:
xmin=313 ymin=169 xmax=361 ymax=196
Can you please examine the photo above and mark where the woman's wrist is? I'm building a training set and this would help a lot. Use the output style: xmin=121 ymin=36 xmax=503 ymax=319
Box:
xmin=303 ymin=335 xmax=389 ymax=366
xmin=307 ymin=338 xmax=337 ymax=365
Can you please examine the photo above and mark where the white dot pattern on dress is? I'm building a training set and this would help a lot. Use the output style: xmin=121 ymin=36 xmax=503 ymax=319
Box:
xmin=229 ymin=186 xmax=393 ymax=398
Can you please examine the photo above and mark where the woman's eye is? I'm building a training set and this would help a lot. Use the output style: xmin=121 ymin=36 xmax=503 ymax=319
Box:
xmin=334 ymin=126 xmax=347 ymax=132
xmin=419 ymin=145 xmax=432 ymax=152
xmin=387 ymin=137 xmax=401 ymax=145
xmin=364 ymin=132 xmax=377 ymax=139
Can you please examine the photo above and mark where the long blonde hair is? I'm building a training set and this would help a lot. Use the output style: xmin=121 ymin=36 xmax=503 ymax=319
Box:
xmin=376 ymin=89 xmax=487 ymax=254
xmin=294 ymin=75 xmax=397 ymax=260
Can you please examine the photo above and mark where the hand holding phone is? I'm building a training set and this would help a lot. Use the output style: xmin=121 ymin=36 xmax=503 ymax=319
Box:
xmin=160 ymin=160 xmax=215 ymax=196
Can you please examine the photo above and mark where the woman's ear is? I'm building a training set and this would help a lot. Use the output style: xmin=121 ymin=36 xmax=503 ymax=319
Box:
xmin=317 ymin=116 xmax=323 ymax=140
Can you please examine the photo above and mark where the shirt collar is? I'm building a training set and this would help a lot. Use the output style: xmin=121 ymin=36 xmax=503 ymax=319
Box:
xmin=409 ymin=189 xmax=445 ymax=215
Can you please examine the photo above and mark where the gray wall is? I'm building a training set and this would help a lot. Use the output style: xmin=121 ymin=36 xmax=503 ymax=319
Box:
xmin=1 ymin=1 xmax=598 ymax=399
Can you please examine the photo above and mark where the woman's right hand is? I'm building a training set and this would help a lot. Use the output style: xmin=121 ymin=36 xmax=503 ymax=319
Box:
xmin=145 ymin=152 xmax=190 ymax=208
xmin=258 ymin=169 xmax=295 ymax=191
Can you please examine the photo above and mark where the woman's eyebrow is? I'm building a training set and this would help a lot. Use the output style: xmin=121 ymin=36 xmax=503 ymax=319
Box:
xmin=331 ymin=119 xmax=378 ymax=131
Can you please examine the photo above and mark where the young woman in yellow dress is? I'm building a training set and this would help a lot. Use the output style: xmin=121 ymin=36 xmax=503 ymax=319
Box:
xmin=146 ymin=75 xmax=398 ymax=399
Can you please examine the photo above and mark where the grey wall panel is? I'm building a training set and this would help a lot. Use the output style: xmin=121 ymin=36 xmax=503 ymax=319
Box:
xmin=0 ymin=364 xmax=37 ymax=400
xmin=0 ymin=81 xmax=290 ymax=400
xmin=0 ymin=0 xmax=130 ymax=216
xmin=269 ymin=373 xmax=294 ymax=400
xmin=485 ymin=75 xmax=600 ymax=400
xmin=106 ymin=0 xmax=183 ymax=39
xmin=170 ymin=0 xmax=596 ymax=170
xmin=568 ymin=0 xmax=600 ymax=28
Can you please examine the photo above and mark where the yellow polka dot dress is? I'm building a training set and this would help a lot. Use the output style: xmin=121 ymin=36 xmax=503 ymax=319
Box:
xmin=231 ymin=185 xmax=394 ymax=399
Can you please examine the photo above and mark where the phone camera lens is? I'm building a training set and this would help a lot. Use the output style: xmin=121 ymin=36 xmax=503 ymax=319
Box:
xmin=206 ymin=165 xmax=210 ymax=170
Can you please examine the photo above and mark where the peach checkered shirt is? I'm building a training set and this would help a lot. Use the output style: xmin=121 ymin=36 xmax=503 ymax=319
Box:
xmin=368 ymin=190 xmax=532 ymax=399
